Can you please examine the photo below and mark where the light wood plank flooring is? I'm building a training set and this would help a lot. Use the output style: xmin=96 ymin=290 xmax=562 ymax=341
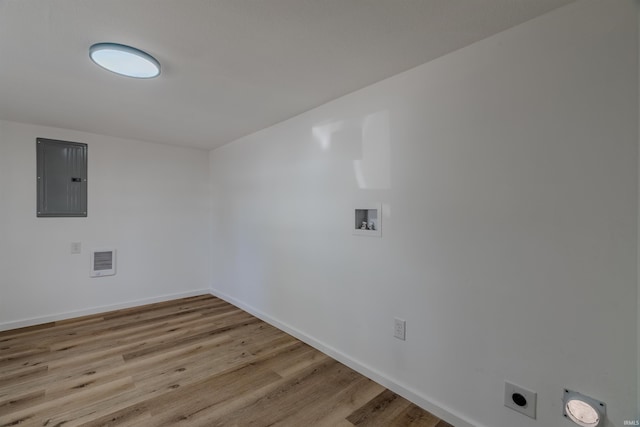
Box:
xmin=0 ymin=295 xmax=453 ymax=427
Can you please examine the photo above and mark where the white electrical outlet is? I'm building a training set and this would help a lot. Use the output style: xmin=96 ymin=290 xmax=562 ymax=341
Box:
xmin=394 ymin=318 xmax=406 ymax=340
xmin=71 ymin=242 xmax=81 ymax=254
xmin=504 ymin=381 xmax=536 ymax=419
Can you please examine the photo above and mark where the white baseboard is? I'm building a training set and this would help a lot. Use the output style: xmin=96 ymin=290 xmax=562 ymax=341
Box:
xmin=0 ymin=289 xmax=210 ymax=332
xmin=209 ymin=287 xmax=478 ymax=427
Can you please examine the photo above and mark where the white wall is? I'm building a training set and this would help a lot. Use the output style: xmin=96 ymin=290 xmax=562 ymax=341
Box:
xmin=637 ymin=3 xmax=640 ymax=420
xmin=209 ymin=1 xmax=638 ymax=426
xmin=0 ymin=120 xmax=211 ymax=329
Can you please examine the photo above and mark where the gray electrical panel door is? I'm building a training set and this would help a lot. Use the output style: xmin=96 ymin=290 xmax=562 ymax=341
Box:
xmin=36 ymin=138 xmax=87 ymax=217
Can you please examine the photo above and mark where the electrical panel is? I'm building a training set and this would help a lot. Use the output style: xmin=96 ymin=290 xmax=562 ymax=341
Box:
xmin=36 ymin=138 xmax=87 ymax=217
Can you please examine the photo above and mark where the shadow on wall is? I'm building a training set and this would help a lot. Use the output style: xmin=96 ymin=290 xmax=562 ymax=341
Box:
xmin=312 ymin=110 xmax=391 ymax=190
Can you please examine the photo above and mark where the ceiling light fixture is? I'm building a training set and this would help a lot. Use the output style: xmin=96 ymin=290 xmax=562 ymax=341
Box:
xmin=89 ymin=43 xmax=160 ymax=78
xmin=563 ymin=389 xmax=606 ymax=427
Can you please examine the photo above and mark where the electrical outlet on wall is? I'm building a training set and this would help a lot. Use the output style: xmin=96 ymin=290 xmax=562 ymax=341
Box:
xmin=70 ymin=242 xmax=81 ymax=254
xmin=394 ymin=318 xmax=406 ymax=340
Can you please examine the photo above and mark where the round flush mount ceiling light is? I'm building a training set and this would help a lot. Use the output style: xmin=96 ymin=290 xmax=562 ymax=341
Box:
xmin=563 ymin=389 xmax=606 ymax=427
xmin=89 ymin=43 xmax=160 ymax=78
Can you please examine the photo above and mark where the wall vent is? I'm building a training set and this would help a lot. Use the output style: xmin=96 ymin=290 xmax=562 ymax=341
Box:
xmin=90 ymin=249 xmax=116 ymax=277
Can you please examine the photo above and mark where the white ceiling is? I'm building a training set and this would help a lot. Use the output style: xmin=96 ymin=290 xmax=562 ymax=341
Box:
xmin=0 ymin=0 xmax=575 ymax=150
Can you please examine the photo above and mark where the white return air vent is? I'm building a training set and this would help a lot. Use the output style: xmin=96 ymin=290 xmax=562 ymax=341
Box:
xmin=90 ymin=249 xmax=116 ymax=277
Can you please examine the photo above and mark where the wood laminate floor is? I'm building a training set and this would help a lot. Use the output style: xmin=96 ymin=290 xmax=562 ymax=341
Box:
xmin=0 ymin=295 xmax=453 ymax=427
